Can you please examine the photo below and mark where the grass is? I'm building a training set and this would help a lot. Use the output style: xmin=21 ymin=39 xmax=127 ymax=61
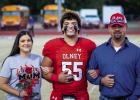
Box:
xmin=0 ymin=34 xmax=140 ymax=100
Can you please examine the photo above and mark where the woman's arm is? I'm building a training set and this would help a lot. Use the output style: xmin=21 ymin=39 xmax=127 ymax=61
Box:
xmin=0 ymin=76 xmax=28 ymax=97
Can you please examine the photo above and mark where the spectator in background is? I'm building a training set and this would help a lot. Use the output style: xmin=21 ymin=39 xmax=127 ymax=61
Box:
xmin=87 ymin=13 xmax=140 ymax=100
xmin=29 ymin=16 xmax=35 ymax=37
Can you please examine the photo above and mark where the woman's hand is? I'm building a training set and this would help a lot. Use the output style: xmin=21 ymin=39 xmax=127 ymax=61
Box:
xmin=41 ymin=66 xmax=54 ymax=75
xmin=19 ymin=90 xmax=28 ymax=97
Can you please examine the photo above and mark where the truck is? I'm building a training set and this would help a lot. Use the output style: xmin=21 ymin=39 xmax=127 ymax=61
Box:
xmin=80 ymin=9 xmax=101 ymax=29
xmin=102 ymin=5 xmax=124 ymax=26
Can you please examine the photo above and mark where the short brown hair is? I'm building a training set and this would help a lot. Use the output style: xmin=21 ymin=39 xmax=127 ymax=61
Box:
xmin=60 ymin=11 xmax=81 ymax=29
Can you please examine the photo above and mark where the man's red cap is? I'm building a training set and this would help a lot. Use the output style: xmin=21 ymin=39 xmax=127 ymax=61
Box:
xmin=109 ymin=13 xmax=127 ymax=27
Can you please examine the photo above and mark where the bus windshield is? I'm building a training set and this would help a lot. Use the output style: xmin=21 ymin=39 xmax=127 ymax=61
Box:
xmin=2 ymin=11 xmax=21 ymax=16
xmin=44 ymin=10 xmax=58 ymax=14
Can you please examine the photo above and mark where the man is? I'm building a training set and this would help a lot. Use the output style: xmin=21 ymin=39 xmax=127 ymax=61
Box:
xmin=87 ymin=13 xmax=140 ymax=100
xmin=28 ymin=16 xmax=34 ymax=36
xmin=42 ymin=11 xmax=96 ymax=100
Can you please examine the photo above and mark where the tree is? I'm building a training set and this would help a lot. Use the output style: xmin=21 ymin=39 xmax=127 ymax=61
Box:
xmin=0 ymin=0 xmax=140 ymax=19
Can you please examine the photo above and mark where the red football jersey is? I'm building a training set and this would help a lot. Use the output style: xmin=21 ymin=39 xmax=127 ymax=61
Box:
xmin=42 ymin=37 xmax=96 ymax=93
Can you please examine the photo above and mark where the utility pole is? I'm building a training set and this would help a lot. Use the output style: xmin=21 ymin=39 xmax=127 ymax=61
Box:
xmin=56 ymin=0 xmax=64 ymax=32
xmin=57 ymin=0 xmax=61 ymax=32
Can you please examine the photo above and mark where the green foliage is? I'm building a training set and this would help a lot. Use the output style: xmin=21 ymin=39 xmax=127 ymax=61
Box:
xmin=0 ymin=0 xmax=140 ymax=18
xmin=16 ymin=79 xmax=31 ymax=91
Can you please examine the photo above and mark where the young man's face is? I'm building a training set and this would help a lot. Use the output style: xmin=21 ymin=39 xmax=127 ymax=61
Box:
xmin=109 ymin=24 xmax=127 ymax=41
xmin=62 ymin=19 xmax=79 ymax=37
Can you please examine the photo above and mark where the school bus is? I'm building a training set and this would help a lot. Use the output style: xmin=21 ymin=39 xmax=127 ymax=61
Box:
xmin=0 ymin=5 xmax=30 ymax=30
xmin=41 ymin=4 xmax=64 ymax=28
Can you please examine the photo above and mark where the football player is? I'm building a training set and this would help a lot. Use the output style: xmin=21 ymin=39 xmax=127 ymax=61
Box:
xmin=42 ymin=11 xmax=96 ymax=100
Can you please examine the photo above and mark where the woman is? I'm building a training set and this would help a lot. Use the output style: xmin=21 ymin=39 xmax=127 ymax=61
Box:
xmin=0 ymin=30 xmax=42 ymax=100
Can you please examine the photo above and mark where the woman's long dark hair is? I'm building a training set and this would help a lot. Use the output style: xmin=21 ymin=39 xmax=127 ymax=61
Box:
xmin=2 ymin=30 xmax=33 ymax=66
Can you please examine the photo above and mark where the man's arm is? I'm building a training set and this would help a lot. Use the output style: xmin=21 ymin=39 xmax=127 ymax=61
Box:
xmin=87 ymin=51 xmax=102 ymax=85
xmin=131 ymin=54 xmax=140 ymax=99
xmin=42 ymin=56 xmax=73 ymax=83
xmin=41 ymin=56 xmax=53 ymax=81
xmin=87 ymin=51 xmax=115 ymax=87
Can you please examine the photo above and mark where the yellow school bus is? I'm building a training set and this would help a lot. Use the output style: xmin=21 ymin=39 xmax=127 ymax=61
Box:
xmin=0 ymin=5 xmax=30 ymax=30
xmin=41 ymin=4 xmax=64 ymax=28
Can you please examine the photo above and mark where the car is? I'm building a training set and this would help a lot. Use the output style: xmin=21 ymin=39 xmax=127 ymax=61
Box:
xmin=80 ymin=9 xmax=101 ymax=29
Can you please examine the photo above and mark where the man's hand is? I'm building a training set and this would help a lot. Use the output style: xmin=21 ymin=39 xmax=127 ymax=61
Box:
xmin=88 ymin=69 xmax=99 ymax=78
xmin=101 ymin=74 xmax=115 ymax=88
xmin=58 ymin=71 xmax=74 ymax=83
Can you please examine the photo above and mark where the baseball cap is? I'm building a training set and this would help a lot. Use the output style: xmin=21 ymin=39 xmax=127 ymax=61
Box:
xmin=109 ymin=13 xmax=127 ymax=27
